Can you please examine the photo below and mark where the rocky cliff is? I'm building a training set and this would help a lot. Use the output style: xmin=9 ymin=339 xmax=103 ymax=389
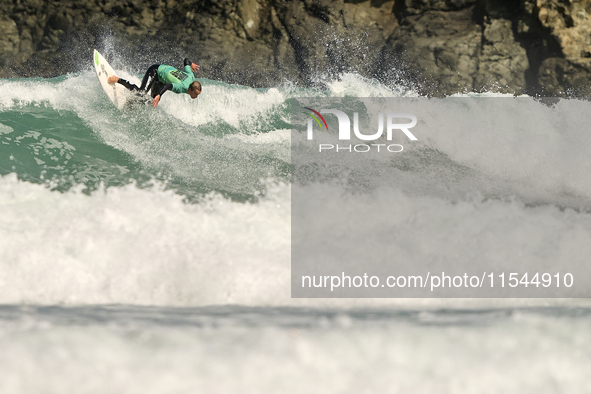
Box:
xmin=0 ymin=0 xmax=589 ymax=96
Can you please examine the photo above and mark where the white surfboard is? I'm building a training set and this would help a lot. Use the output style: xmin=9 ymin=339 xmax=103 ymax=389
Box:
xmin=93 ymin=49 xmax=131 ymax=110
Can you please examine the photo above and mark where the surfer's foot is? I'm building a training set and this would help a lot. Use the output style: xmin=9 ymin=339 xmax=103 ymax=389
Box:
xmin=107 ymin=75 xmax=119 ymax=84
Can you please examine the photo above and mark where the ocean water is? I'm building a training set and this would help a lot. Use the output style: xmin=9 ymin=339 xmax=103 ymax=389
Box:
xmin=1 ymin=71 xmax=591 ymax=392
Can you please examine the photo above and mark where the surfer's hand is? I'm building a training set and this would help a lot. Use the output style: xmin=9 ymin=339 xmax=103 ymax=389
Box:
xmin=191 ymin=63 xmax=200 ymax=72
xmin=107 ymin=75 xmax=119 ymax=84
xmin=152 ymin=95 xmax=161 ymax=108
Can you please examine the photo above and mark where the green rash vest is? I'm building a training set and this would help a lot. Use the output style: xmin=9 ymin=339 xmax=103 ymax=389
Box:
xmin=157 ymin=64 xmax=196 ymax=94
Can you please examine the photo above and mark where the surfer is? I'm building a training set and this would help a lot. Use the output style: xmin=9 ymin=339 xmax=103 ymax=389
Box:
xmin=107 ymin=58 xmax=201 ymax=108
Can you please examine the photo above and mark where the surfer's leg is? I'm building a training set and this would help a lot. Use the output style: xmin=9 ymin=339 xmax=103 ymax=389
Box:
xmin=114 ymin=64 xmax=159 ymax=93
xmin=139 ymin=64 xmax=160 ymax=93
xmin=116 ymin=78 xmax=141 ymax=91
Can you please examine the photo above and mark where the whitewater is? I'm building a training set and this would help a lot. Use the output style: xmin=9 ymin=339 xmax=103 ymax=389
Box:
xmin=1 ymin=69 xmax=591 ymax=393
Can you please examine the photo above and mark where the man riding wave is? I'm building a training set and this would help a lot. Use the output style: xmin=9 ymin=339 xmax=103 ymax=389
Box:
xmin=108 ymin=58 xmax=201 ymax=108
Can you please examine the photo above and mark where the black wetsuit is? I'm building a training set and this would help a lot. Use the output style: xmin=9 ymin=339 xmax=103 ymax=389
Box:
xmin=116 ymin=58 xmax=195 ymax=98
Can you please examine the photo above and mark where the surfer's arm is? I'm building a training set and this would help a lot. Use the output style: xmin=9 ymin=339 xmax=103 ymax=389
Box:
xmin=151 ymin=81 xmax=191 ymax=107
xmin=152 ymin=95 xmax=161 ymax=108
xmin=151 ymin=83 xmax=173 ymax=107
xmin=156 ymin=83 xmax=173 ymax=96
xmin=184 ymin=58 xmax=200 ymax=73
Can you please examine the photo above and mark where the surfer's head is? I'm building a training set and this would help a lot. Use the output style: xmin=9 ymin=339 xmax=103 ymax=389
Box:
xmin=189 ymin=81 xmax=202 ymax=99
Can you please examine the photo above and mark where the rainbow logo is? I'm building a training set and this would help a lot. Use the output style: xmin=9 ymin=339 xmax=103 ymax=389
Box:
xmin=303 ymin=107 xmax=328 ymax=132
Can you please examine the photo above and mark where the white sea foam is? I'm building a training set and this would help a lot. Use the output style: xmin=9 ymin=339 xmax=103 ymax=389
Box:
xmin=324 ymin=72 xmax=419 ymax=97
xmin=0 ymin=306 xmax=590 ymax=394
xmin=1 ymin=174 xmax=590 ymax=308
xmin=0 ymin=173 xmax=289 ymax=305
xmin=1 ymin=72 xmax=591 ymax=307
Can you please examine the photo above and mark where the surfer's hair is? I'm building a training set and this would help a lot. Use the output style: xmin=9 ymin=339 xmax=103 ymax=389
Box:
xmin=190 ymin=81 xmax=202 ymax=92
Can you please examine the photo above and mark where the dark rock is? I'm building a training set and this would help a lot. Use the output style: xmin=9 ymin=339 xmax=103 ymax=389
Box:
xmin=539 ymin=57 xmax=591 ymax=96
xmin=0 ymin=0 xmax=589 ymax=96
xmin=396 ymin=0 xmax=477 ymax=16
xmin=377 ymin=7 xmax=481 ymax=96
xmin=527 ymin=0 xmax=591 ymax=95
xmin=474 ymin=17 xmax=528 ymax=94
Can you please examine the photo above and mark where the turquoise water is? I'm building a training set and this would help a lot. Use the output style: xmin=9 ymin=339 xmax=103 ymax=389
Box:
xmin=0 ymin=104 xmax=147 ymax=192
xmin=0 ymin=75 xmax=292 ymax=201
